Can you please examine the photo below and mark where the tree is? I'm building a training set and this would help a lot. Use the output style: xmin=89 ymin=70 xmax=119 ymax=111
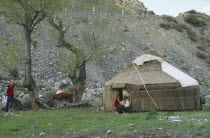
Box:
xmin=0 ymin=0 xmax=65 ymax=109
xmin=49 ymin=18 xmax=92 ymax=102
xmin=49 ymin=13 xmax=119 ymax=103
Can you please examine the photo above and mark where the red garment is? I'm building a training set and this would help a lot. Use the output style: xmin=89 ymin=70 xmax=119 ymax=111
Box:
xmin=7 ymin=84 xmax=16 ymax=97
xmin=114 ymin=98 xmax=120 ymax=107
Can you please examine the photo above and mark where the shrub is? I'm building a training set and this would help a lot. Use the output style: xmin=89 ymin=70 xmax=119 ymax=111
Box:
xmin=145 ymin=111 xmax=158 ymax=120
xmin=200 ymin=95 xmax=206 ymax=104
xmin=37 ymin=84 xmax=46 ymax=89
xmin=197 ymin=41 xmax=207 ymax=51
xmin=173 ymin=24 xmax=185 ymax=32
xmin=159 ymin=22 xmax=172 ymax=30
xmin=22 ymin=88 xmax=29 ymax=94
xmin=185 ymin=14 xmax=207 ymax=27
xmin=44 ymin=92 xmax=54 ymax=99
xmin=148 ymin=10 xmax=155 ymax=15
xmin=196 ymin=50 xmax=206 ymax=59
xmin=186 ymin=28 xmax=197 ymax=41
xmin=187 ymin=10 xmax=197 ymax=14
xmin=164 ymin=15 xmax=177 ymax=23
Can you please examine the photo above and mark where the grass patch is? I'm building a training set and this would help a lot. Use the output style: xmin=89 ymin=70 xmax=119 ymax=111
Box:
xmin=37 ymin=84 xmax=46 ymax=89
xmin=0 ymin=108 xmax=210 ymax=137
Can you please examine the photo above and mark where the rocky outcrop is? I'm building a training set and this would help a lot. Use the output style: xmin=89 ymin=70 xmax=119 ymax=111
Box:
xmin=112 ymin=0 xmax=147 ymax=14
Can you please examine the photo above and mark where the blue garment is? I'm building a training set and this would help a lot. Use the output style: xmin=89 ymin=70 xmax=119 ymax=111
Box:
xmin=6 ymin=96 xmax=14 ymax=112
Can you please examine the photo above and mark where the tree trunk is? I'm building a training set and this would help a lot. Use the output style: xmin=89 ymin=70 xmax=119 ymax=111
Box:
xmin=71 ymin=63 xmax=86 ymax=103
xmin=72 ymin=81 xmax=85 ymax=103
xmin=24 ymin=29 xmax=38 ymax=110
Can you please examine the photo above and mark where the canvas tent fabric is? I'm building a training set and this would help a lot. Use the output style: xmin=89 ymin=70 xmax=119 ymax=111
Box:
xmin=103 ymin=54 xmax=201 ymax=112
xmin=132 ymin=54 xmax=198 ymax=87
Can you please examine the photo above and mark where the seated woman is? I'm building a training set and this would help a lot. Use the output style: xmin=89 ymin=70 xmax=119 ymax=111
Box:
xmin=124 ymin=96 xmax=130 ymax=113
xmin=114 ymin=94 xmax=126 ymax=114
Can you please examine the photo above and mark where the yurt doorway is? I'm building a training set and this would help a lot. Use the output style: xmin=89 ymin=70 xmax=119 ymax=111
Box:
xmin=118 ymin=89 xmax=123 ymax=101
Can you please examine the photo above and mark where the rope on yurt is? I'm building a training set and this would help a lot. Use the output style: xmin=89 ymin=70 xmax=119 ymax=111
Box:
xmin=132 ymin=63 xmax=159 ymax=109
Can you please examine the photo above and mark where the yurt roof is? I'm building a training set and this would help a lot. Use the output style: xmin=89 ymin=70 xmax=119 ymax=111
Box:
xmin=105 ymin=54 xmax=198 ymax=88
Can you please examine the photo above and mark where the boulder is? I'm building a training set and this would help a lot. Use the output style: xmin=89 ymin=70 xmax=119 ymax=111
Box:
xmin=20 ymin=94 xmax=31 ymax=107
xmin=205 ymin=95 xmax=210 ymax=104
xmin=0 ymin=97 xmax=24 ymax=111
xmin=54 ymin=82 xmax=62 ymax=91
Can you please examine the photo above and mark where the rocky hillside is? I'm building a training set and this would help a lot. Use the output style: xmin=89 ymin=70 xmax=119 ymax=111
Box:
xmin=0 ymin=1 xmax=210 ymax=99
xmin=112 ymin=0 xmax=147 ymax=14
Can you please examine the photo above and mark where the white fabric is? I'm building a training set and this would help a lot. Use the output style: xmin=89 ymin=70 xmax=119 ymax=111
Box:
xmin=121 ymin=100 xmax=130 ymax=108
xmin=132 ymin=54 xmax=199 ymax=87
xmin=132 ymin=54 xmax=164 ymax=66
xmin=161 ymin=62 xmax=198 ymax=87
xmin=124 ymin=100 xmax=130 ymax=108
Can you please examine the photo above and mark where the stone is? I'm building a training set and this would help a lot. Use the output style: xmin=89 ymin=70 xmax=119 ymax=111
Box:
xmin=54 ymin=82 xmax=62 ymax=90
xmin=20 ymin=94 xmax=31 ymax=107
xmin=39 ymin=132 xmax=46 ymax=136
xmin=106 ymin=130 xmax=112 ymax=134
xmin=0 ymin=97 xmax=7 ymax=110
xmin=56 ymin=90 xmax=64 ymax=94
xmin=30 ymin=126 xmax=38 ymax=130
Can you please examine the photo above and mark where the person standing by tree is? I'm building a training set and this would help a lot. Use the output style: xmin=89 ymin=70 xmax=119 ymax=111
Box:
xmin=5 ymin=80 xmax=16 ymax=112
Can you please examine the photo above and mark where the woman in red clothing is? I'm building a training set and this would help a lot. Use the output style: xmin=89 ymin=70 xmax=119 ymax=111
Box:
xmin=6 ymin=80 xmax=16 ymax=112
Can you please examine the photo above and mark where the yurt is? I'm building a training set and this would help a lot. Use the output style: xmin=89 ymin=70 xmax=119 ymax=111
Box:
xmin=103 ymin=54 xmax=201 ymax=112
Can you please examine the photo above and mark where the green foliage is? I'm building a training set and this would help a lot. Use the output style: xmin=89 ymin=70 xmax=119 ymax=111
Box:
xmin=145 ymin=111 xmax=158 ymax=120
xmin=165 ymin=112 xmax=175 ymax=116
xmin=37 ymin=84 xmax=46 ymax=89
xmin=200 ymin=96 xmax=206 ymax=104
xmin=44 ymin=92 xmax=54 ymax=99
xmin=66 ymin=87 xmax=72 ymax=92
xmin=22 ymin=88 xmax=29 ymax=94
xmin=185 ymin=14 xmax=207 ymax=27
xmin=202 ymin=106 xmax=210 ymax=111
xmin=0 ymin=0 xmax=67 ymax=25
xmin=148 ymin=10 xmax=155 ymax=15
xmin=187 ymin=10 xmax=198 ymax=14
